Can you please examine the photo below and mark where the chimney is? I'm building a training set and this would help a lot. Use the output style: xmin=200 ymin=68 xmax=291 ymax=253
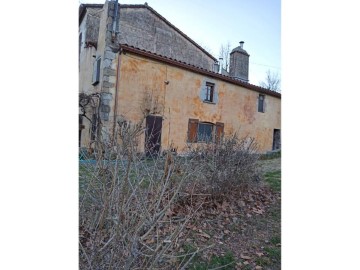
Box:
xmin=219 ymin=57 xmax=223 ymax=73
xmin=213 ymin=60 xmax=220 ymax=73
xmin=229 ymin=41 xmax=250 ymax=82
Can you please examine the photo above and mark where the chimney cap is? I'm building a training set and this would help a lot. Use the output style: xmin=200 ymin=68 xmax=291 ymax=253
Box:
xmin=230 ymin=41 xmax=249 ymax=55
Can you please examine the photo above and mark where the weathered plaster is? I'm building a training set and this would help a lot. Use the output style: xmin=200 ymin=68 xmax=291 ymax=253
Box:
xmin=116 ymin=53 xmax=281 ymax=153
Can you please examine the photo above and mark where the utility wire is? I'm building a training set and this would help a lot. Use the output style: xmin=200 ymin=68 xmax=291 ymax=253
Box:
xmin=250 ymin=62 xmax=281 ymax=70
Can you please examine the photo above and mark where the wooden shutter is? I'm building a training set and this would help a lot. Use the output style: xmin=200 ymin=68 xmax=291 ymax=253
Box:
xmin=215 ymin=122 xmax=224 ymax=143
xmin=188 ymin=119 xmax=199 ymax=142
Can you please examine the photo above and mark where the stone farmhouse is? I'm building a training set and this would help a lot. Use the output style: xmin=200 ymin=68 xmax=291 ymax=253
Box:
xmin=79 ymin=0 xmax=281 ymax=155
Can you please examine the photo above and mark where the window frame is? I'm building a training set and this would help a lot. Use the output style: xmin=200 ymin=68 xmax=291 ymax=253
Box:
xmin=204 ymin=82 xmax=215 ymax=103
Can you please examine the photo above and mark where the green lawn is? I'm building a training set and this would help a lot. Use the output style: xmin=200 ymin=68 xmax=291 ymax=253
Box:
xmin=264 ymin=170 xmax=281 ymax=192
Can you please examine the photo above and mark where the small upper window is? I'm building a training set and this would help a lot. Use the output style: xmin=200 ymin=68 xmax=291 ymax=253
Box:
xmin=204 ymin=82 xmax=214 ymax=102
xmin=258 ymin=94 xmax=265 ymax=113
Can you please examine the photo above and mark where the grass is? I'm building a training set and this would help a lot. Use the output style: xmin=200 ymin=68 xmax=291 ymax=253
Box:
xmin=255 ymin=256 xmax=271 ymax=267
xmin=182 ymin=245 xmax=235 ymax=270
xmin=264 ymin=170 xmax=281 ymax=192
xmin=264 ymin=246 xmax=281 ymax=262
xmin=270 ymin=235 xmax=281 ymax=245
xmin=259 ymin=150 xmax=281 ymax=160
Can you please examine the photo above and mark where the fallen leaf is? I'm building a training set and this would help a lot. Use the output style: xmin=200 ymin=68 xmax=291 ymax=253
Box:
xmin=240 ymin=254 xmax=252 ymax=260
xmin=256 ymin=252 xmax=264 ymax=257
xmin=145 ymin=238 xmax=155 ymax=244
xmin=198 ymin=232 xmax=210 ymax=239
xmin=253 ymin=208 xmax=264 ymax=214
xmin=255 ymin=266 xmax=262 ymax=269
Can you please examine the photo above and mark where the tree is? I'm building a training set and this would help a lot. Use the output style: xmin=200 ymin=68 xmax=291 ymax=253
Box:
xmin=218 ymin=41 xmax=231 ymax=72
xmin=259 ymin=70 xmax=281 ymax=92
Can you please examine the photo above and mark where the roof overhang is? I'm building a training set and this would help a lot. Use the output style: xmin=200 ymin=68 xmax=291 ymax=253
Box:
xmin=119 ymin=44 xmax=281 ymax=99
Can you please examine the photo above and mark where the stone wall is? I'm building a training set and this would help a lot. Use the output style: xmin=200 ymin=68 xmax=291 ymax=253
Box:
xmin=114 ymin=5 xmax=216 ymax=71
xmin=85 ymin=8 xmax=101 ymax=44
xmin=229 ymin=52 xmax=249 ymax=82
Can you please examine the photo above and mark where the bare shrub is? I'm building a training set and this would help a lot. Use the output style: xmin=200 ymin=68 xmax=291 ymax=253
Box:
xmin=79 ymin=118 xmax=205 ymax=269
xmin=184 ymin=134 xmax=260 ymax=197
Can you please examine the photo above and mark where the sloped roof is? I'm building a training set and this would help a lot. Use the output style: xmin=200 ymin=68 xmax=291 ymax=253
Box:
xmin=120 ymin=44 xmax=281 ymax=99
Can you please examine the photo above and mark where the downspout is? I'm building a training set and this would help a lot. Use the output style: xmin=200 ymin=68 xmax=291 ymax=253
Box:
xmin=111 ymin=0 xmax=119 ymax=42
xmin=112 ymin=48 xmax=122 ymax=141
xmin=111 ymin=0 xmax=120 ymax=141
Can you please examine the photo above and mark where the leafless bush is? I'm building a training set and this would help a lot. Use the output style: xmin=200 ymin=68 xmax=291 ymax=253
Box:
xmin=184 ymin=134 xmax=260 ymax=197
xmin=79 ymin=118 xmax=205 ymax=269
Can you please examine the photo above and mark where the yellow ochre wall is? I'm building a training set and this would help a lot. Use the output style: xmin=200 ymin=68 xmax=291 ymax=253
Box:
xmin=116 ymin=52 xmax=281 ymax=153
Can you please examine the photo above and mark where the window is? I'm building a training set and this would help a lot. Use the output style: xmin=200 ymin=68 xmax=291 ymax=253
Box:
xmin=204 ymin=82 xmax=214 ymax=102
xmin=258 ymin=94 xmax=265 ymax=112
xmin=198 ymin=122 xmax=213 ymax=142
xmin=188 ymin=119 xmax=224 ymax=143
xmin=92 ymin=57 xmax=101 ymax=85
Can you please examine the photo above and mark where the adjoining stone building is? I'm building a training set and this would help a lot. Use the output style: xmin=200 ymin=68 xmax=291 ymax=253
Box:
xmin=79 ymin=0 xmax=281 ymax=154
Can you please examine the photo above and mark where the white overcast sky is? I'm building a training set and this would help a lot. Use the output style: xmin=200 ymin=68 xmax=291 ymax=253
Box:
xmin=79 ymin=0 xmax=281 ymax=88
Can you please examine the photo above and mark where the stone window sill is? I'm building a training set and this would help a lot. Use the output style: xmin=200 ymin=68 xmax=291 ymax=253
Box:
xmin=203 ymin=100 xmax=216 ymax=105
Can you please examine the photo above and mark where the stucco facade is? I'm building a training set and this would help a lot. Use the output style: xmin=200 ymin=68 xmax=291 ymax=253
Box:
xmin=114 ymin=48 xmax=280 ymax=153
xmin=79 ymin=1 xmax=281 ymax=153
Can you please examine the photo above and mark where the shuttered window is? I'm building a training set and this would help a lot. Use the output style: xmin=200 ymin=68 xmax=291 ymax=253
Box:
xmin=188 ymin=119 xmax=199 ymax=142
xmin=188 ymin=119 xmax=224 ymax=143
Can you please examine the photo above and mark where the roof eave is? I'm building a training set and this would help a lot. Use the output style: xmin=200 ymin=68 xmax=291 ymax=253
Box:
xmin=119 ymin=44 xmax=281 ymax=98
